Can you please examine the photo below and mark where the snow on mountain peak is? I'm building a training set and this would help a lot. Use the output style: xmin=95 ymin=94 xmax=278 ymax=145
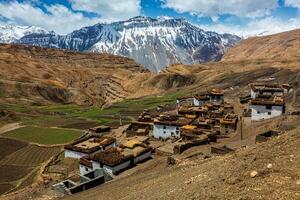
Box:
xmin=1 ymin=17 xmax=241 ymax=72
xmin=0 ymin=24 xmax=50 ymax=43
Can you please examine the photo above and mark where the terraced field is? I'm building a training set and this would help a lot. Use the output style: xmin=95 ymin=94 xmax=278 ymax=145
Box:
xmin=0 ymin=138 xmax=28 ymax=158
xmin=0 ymin=165 xmax=34 ymax=182
xmin=0 ymin=145 xmax=61 ymax=166
xmin=0 ymin=137 xmax=61 ymax=195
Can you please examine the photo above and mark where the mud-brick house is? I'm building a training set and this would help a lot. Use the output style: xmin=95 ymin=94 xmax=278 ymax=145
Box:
xmin=79 ymin=148 xmax=133 ymax=176
xmin=120 ymin=139 xmax=152 ymax=164
xmin=208 ymin=89 xmax=224 ymax=104
xmin=193 ymin=94 xmax=210 ymax=106
xmin=250 ymin=95 xmax=286 ymax=121
xmin=220 ymin=114 xmax=238 ymax=134
xmin=125 ymin=121 xmax=153 ymax=137
xmin=80 ymin=142 xmax=152 ymax=176
xmin=88 ymin=126 xmax=111 ymax=135
xmin=64 ymin=136 xmax=116 ymax=159
xmin=177 ymin=106 xmax=208 ymax=116
xmin=249 ymin=83 xmax=288 ymax=99
xmin=176 ymin=96 xmax=194 ymax=107
xmin=153 ymin=115 xmax=193 ymax=139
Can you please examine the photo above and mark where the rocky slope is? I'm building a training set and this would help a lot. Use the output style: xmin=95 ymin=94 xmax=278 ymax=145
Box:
xmin=5 ymin=16 xmax=241 ymax=72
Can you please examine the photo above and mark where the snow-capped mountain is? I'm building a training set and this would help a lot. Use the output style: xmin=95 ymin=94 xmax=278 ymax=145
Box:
xmin=0 ymin=25 xmax=50 ymax=43
xmin=4 ymin=16 xmax=241 ymax=72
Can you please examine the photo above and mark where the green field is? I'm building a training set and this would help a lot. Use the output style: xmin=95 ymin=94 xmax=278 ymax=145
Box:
xmin=2 ymin=126 xmax=84 ymax=145
xmin=0 ymin=90 xmax=188 ymax=128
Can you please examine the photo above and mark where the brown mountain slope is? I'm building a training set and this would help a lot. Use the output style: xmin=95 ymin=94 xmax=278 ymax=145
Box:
xmin=0 ymin=44 xmax=145 ymax=106
xmin=0 ymin=44 xmax=200 ymax=106
xmin=223 ymin=28 xmax=300 ymax=62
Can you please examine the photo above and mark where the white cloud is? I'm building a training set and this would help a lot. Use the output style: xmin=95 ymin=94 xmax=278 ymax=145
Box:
xmin=69 ymin=0 xmax=141 ymax=22
xmin=0 ymin=0 xmax=142 ymax=34
xmin=0 ymin=1 xmax=101 ymax=34
xmin=285 ymin=0 xmax=300 ymax=9
xmin=199 ymin=16 xmax=300 ymax=38
xmin=162 ymin=0 xmax=278 ymax=18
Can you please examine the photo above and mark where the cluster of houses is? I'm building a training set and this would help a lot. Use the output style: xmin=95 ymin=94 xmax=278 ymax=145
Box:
xmin=248 ymin=83 xmax=292 ymax=121
xmin=55 ymin=129 xmax=152 ymax=194
xmin=55 ymin=83 xmax=293 ymax=195
xmin=126 ymin=88 xmax=239 ymax=154
xmin=64 ymin=135 xmax=152 ymax=176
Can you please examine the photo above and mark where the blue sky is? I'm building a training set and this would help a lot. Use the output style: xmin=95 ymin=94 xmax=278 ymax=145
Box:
xmin=0 ymin=0 xmax=299 ymax=37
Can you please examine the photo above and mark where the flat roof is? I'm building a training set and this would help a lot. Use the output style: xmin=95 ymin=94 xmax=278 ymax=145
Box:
xmin=90 ymin=146 xmax=151 ymax=167
xmin=251 ymin=95 xmax=285 ymax=106
xmin=250 ymin=83 xmax=285 ymax=92
xmin=64 ymin=136 xmax=116 ymax=154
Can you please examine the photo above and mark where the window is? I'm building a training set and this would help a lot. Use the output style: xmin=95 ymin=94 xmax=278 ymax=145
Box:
xmin=176 ymin=131 xmax=179 ymax=134
xmin=266 ymin=105 xmax=272 ymax=110
xmin=171 ymin=132 xmax=174 ymax=136
xmin=163 ymin=126 xmax=166 ymax=129
xmin=163 ymin=131 xmax=166 ymax=134
xmin=176 ymin=127 xmax=179 ymax=130
xmin=268 ymin=112 xmax=271 ymax=115
xmin=257 ymin=110 xmax=261 ymax=114
xmin=85 ymin=167 xmax=88 ymax=171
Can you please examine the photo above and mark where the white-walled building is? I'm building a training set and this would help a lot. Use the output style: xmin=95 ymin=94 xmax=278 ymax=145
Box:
xmin=64 ymin=136 xmax=116 ymax=159
xmin=80 ymin=144 xmax=152 ymax=176
xmin=153 ymin=115 xmax=192 ymax=139
xmin=251 ymin=95 xmax=285 ymax=121
xmin=153 ymin=123 xmax=181 ymax=139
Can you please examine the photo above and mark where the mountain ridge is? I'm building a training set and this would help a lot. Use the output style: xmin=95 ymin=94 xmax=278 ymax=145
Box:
xmin=0 ymin=16 xmax=241 ymax=72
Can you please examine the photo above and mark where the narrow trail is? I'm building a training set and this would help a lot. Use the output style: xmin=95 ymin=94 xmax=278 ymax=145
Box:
xmin=0 ymin=123 xmax=23 ymax=135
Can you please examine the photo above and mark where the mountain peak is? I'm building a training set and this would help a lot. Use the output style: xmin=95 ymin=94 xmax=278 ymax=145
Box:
xmin=127 ymin=16 xmax=154 ymax=22
xmin=0 ymin=24 xmax=50 ymax=43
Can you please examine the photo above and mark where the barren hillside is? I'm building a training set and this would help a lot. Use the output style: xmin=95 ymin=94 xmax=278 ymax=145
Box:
xmin=0 ymin=44 xmax=204 ymax=107
xmin=222 ymin=29 xmax=300 ymax=62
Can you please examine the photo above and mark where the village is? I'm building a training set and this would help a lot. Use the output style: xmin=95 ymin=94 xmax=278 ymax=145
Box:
xmin=52 ymin=81 xmax=293 ymax=195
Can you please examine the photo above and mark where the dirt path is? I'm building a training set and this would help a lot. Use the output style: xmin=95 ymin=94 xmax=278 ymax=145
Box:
xmin=0 ymin=123 xmax=23 ymax=135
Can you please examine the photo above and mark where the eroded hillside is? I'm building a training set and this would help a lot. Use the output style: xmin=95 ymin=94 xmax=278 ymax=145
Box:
xmin=0 ymin=44 xmax=206 ymax=107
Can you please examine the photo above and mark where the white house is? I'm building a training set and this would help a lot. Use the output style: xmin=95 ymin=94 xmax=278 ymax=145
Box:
xmin=153 ymin=115 xmax=193 ymax=139
xmin=64 ymin=136 xmax=116 ymax=159
xmin=153 ymin=123 xmax=181 ymax=139
xmin=85 ymin=146 xmax=152 ymax=176
xmin=251 ymin=96 xmax=285 ymax=121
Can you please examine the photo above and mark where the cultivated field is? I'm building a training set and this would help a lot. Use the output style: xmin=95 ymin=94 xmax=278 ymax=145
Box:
xmin=2 ymin=126 xmax=84 ymax=145
xmin=0 ymin=145 xmax=61 ymax=166
xmin=0 ymin=137 xmax=61 ymax=195
xmin=0 ymin=138 xmax=28 ymax=158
